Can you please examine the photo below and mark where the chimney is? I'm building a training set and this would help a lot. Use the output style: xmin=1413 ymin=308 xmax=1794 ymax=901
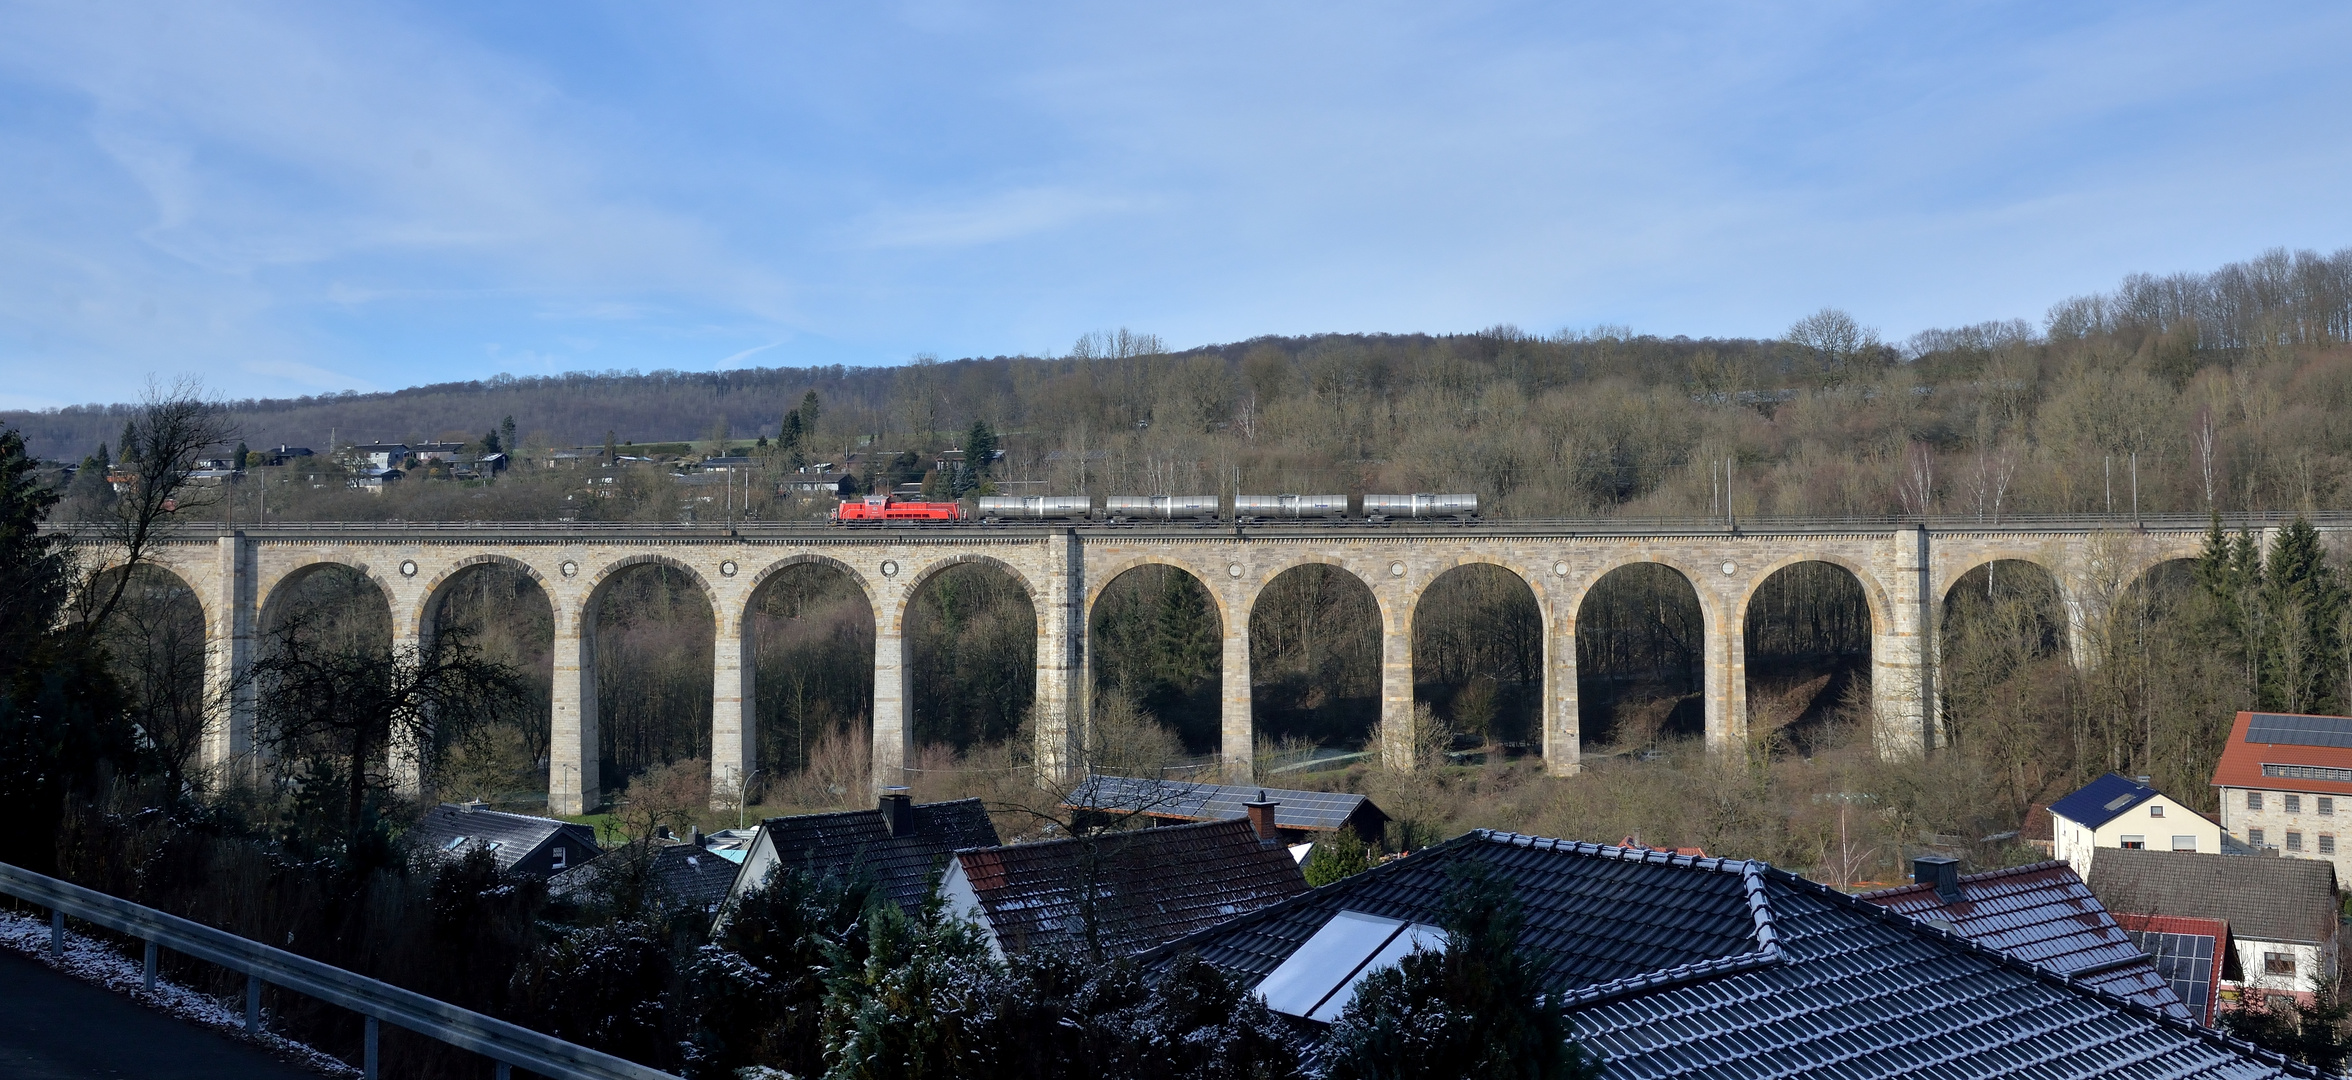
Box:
xmin=1914 ymin=855 xmax=1963 ymax=904
xmin=880 ymin=787 xmax=915 ymax=837
xmin=1245 ymin=792 xmax=1280 ymax=847
xmin=690 ymin=826 xmax=704 ymax=848
xmin=655 ymin=825 xmax=673 ymax=841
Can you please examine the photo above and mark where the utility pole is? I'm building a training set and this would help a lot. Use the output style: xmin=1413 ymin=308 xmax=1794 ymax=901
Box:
xmin=2130 ymin=451 xmax=2139 ymax=524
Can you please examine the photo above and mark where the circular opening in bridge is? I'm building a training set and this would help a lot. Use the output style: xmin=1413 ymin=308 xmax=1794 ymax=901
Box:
xmin=1250 ymin=564 xmax=1381 ymax=773
xmin=87 ymin=564 xmax=207 ymax=791
xmin=750 ymin=562 xmax=876 ymax=808
xmin=1744 ymin=561 xmax=1871 ymax=755
xmin=425 ymin=561 xmax=554 ymax=808
xmin=1090 ymin=564 xmax=1221 ymax=768
xmin=589 ymin=562 xmax=716 ymax=800
xmin=1413 ymin=564 xmax=1542 ymax=763
xmin=256 ymin=563 xmax=395 ymax=791
xmin=1576 ymin=563 xmax=1703 ymax=753
xmin=905 ymin=561 xmax=1036 ymax=758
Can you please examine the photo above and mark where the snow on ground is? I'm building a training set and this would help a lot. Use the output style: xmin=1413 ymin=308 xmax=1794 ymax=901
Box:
xmin=0 ymin=905 xmax=358 ymax=1077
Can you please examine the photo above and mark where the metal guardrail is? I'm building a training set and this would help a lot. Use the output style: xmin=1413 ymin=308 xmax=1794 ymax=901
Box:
xmin=0 ymin=862 xmax=677 ymax=1080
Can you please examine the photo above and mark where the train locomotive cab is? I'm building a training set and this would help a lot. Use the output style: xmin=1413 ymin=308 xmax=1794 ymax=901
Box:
xmin=831 ymin=494 xmax=964 ymax=524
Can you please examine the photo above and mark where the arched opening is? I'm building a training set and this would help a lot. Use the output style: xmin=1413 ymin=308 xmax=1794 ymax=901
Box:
xmin=1249 ymin=564 xmax=1380 ymax=768
xmin=1575 ymin=563 xmax=1703 ymax=752
xmin=1937 ymin=558 xmax=2072 ymax=808
xmin=905 ymin=561 xmax=1036 ymax=754
xmin=88 ymin=564 xmax=207 ymax=791
xmin=1412 ymin=564 xmax=1542 ymax=760
xmin=424 ymin=562 xmax=555 ymax=807
xmin=589 ymin=562 xmax=715 ymax=798
xmin=750 ymin=562 xmax=876 ymax=806
xmin=1744 ymin=561 xmax=1872 ymax=753
xmin=2106 ymin=558 xmax=2242 ymax=799
xmin=255 ymin=564 xmax=395 ymax=800
xmin=1090 ymin=564 xmax=1221 ymax=765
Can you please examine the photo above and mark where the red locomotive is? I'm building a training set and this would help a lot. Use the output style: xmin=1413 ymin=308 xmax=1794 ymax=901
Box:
xmin=831 ymin=494 xmax=964 ymax=523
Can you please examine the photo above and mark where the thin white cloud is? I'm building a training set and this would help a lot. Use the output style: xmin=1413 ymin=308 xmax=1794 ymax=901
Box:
xmin=858 ymin=187 xmax=1152 ymax=249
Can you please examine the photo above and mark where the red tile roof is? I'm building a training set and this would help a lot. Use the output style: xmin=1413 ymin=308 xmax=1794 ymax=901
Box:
xmin=2213 ymin=710 xmax=2352 ymax=795
xmin=1860 ymin=860 xmax=2188 ymax=1020
xmin=955 ymin=818 xmax=1307 ymax=957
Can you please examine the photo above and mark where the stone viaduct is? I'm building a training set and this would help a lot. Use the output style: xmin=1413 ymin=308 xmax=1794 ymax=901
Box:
xmin=109 ymin=517 xmax=2250 ymax=814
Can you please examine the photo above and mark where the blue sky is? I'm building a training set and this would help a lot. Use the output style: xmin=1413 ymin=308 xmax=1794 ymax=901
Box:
xmin=3 ymin=2 xmax=2350 ymax=409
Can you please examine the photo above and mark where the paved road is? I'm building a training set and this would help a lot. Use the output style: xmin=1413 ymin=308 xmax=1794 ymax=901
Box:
xmin=0 ymin=948 xmax=326 ymax=1079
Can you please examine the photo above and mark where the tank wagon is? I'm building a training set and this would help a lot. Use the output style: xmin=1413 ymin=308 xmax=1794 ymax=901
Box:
xmin=840 ymin=492 xmax=1479 ymax=525
xmin=1362 ymin=493 xmax=1479 ymax=521
xmin=1232 ymin=494 xmax=1348 ymax=521
xmin=1104 ymin=495 xmax=1220 ymax=521
xmin=975 ymin=495 xmax=1092 ymax=521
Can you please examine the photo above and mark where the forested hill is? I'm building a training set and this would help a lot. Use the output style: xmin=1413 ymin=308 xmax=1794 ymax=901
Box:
xmin=12 ymin=244 xmax=2352 ymax=520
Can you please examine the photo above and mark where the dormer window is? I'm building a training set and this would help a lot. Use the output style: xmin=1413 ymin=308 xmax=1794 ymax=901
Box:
xmin=551 ymin=846 xmax=567 ymax=870
xmin=2150 ymin=805 xmax=2165 ymax=818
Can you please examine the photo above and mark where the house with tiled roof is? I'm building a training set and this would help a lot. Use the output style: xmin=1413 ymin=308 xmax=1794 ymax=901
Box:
xmin=1062 ymin=775 xmax=1389 ymax=846
xmin=549 ymin=830 xmax=740 ymax=915
xmin=405 ymin=802 xmax=600 ymax=880
xmin=1144 ymin=831 xmax=2328 ymax=1078
xmin=2213 ymin=711 xmax=2352 ymax=878
xmin=2088 ymin=846 xmax=2339 ymax=1005
xmin=941 ymin=814 xmax=1307 ymax=959
xmin=2047 ymin=772 xmax=2220 ymax=876
xmin=1859 ymin=856 xmax=2186 ymax=1019
xmin=717 ymin=791 xmax=998 ymax=925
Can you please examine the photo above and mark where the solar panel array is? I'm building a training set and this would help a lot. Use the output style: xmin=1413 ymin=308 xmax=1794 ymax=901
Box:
xmin=2245 ymin=712 xmax=2352 ymax=748
xmin=1067 ymin=774 xmax=1369 ymax=831
xmin=2128 ymin=929 xmax=2218 ymax=1021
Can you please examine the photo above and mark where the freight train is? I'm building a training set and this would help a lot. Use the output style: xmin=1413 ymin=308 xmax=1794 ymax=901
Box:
xmin=830 ymin=492 xmax=1477 ymax=524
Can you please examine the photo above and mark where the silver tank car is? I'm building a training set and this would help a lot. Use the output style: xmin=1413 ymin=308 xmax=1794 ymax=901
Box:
xmin=1104 ymin=495 xmax=1220 ymax=519
xmin=1234 ymin=494 xmax=1349 ymax=519
xmin=1363 ymin=493 xmax=1479 ymax=519
xmin=976 ymin=495 xmax=1093 ymax=519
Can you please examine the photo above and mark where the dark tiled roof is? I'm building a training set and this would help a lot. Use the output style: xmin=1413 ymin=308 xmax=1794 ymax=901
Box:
xmin=1859 ymin=861 xmax=2186 ymax=1019
xmin=1064 ymin=775 xmax=1385 ymax=834
xmin=405 ymin=804 xmax=597 ymax=876
xmin=551 ymin=840 xmax=740 ymax=914
xmin=2088 ymin=846 xmax=2340 ymax=945
xmin=1148 ymin=832 xmax=2321 ymax=1079
xmin=1149 ymin=832 xmax=1762 ymax=992
xmin=1570 ymin=870 xmax=2311 ymax=1079
xmin=2048 ymin=772 xmax=2159 ymax=829
xmin=955 ymin=818 xmax=1306 ymax=957
xmin=734 ymin=799 xmax=999 ymax=914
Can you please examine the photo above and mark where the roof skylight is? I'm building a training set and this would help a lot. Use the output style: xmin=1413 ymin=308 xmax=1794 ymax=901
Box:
xmin=1255 ymin=909 xmax=1446 ymax=1023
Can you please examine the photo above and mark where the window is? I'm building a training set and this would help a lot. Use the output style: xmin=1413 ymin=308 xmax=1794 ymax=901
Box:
xmin=2121 ymin=835 xmax=2147 ymax=849
xmin=2323 ymin=834 xmax=2337 ymax=855
xmin=2324 ymin=797 xmax=2337 ymax=817
xmin=2287 ymin=794 xmax=2303 ymax=814
xmin=552 ymin=846 xmax=567 ymax=870
xmin=2150 ymin=804 xmax=2166 ymax=818
xmin=2173 ymin=835 xmax=2198 ymax=852
xmin=2250 ymin=792 xmax=2266 ymax=811
xmin=2287 ymin=831 xmax=2304 ymax=852
xmin=2266 ymin=952 xmax=2298 ymax=977
xmin=440 ymin=835 xmax=469 ymax=851
xmin=2251 ymin=828 xmax=2267 ymax=846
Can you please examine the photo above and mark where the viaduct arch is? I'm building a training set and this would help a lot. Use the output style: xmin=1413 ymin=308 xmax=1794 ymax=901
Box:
xmin=108 ymin=518 xmax=2238 ymax=813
